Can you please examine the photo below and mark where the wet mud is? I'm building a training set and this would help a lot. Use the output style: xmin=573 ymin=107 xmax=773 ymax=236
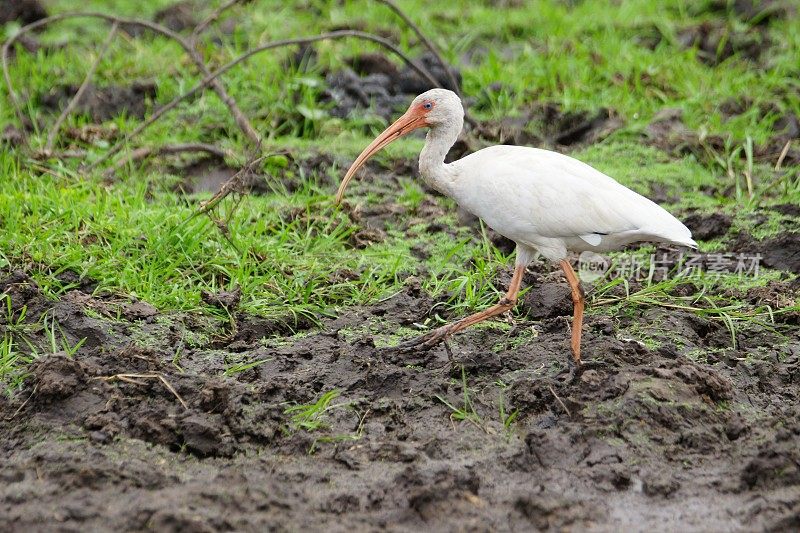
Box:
xmin=38 ymin=82 xmax=157 ymax=123
xmin=683 ymin=212 xmax=733 ymax=241
xmin=472 ymin=102 xmax=623 ymax=150
xmin=733 ymin=232 xmax=800 ymax=274
xmin=1 ymin=259 xmax=798 ymax=531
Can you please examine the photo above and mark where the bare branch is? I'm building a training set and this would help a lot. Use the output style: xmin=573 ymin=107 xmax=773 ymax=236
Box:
xmin=86 ymin=30 xmax=440 ymax=171
xmin=44 ymin=22 xmax=120 ymax=155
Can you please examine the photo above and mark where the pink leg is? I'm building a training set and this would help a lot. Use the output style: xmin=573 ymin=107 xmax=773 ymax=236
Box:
xmin=559 ymin=259 xmax=584 ymax=366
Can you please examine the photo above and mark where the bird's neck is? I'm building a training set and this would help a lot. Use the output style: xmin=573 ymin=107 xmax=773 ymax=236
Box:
xmin=419 ymin=119 xmax=462 ymax=195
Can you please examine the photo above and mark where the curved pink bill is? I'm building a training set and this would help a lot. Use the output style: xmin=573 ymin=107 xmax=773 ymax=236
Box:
xmin=335 ymin=108 xmax=427 ymax=204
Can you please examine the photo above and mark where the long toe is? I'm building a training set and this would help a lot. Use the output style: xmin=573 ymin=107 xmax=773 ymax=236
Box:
xmin=396 ymin=327 xmax=449 ymax=352
xmin=396 ymin=331 xmax=437 ymax=352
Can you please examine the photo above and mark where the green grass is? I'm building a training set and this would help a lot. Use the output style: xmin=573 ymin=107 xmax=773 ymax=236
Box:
xmin=436 ymin=366 xmax=484 ymax=428
xmin=1 ymin=0 xmax=799 ymax=390
xmin=223 ymin=355 xmax=273 ymax=376
xmin=284 ymin=388 xmax=343 ymax=432
xmin=283 ymin=388 xmax=366 ymax=452
xmin=0 ymin=291 xmax=87 ymax=394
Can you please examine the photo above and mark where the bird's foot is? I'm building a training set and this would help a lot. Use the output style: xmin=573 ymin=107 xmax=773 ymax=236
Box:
xmin=394 ymin=325 xmax=453 ymax=353
xmin=556 ymin=358 xmax=604 ymax=385
xmin=555 ymin=357 xmax=582 ymax=385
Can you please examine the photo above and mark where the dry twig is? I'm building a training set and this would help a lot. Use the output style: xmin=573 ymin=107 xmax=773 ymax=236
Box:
xmin=548 ymin=385 xmax=572 ymax=418
xmin=775 ymin=139 xmax=792 ymax=171
xmin=4 ymin=14 xmax=449 ymax=171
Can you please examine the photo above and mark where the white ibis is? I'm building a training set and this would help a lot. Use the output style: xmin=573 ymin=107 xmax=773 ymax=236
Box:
xmin=335 ymin=89 xmax=696 ymax=365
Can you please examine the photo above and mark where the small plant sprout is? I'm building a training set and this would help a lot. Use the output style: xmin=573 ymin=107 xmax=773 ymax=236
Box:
xmin=436 ymin=366 xmax=484 ymax=431
xmin=284 ymin=389 xmax=344 ymax=432
xmin=224 ymin=357 xmax=273 ymax=376
xmin=0 ymin=332 xmax=34 ymax=395
xmin=496 ymin=380 xmax=520 ymax=437
xmin=42 ymin=312 xmax=86 ymax=357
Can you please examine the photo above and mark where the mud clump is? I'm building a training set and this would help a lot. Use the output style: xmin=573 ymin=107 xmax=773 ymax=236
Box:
xmin=677 ymin=22 xmax=769 ymax=65
xmin=177 ymin=413 xmax=235 ymax=458
xmin=0 ymin=0 xmax=47 ymax=24
xmin=38 ymin=82 xmax=157 ymax=122
xmin=683 ymin=212 xmax=732 ymax=241
xmin=733 ymin=232 xmax=800 ymax=274
xmin=122 ymin=300 xmax=158 ymax=321
xmin=321 ymin=51 xmax=461 ymax=121
xmin=520 ymin=281 xmax=572 ymax=319
xmin=29 ymin=356 xmax=90 ymax=404
xmin=201 ymin=287 xmax=242 ymax=310
xmin=759 ymin=233 xmax=800 ymax=274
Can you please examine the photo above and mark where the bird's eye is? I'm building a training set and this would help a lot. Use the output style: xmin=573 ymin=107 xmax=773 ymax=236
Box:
xmin=423 ymin=102 xmax=433 ymax=110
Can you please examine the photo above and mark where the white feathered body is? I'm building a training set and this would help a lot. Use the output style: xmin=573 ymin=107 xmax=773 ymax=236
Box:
xmin=429 ymin=145 xmax=696 ymax=262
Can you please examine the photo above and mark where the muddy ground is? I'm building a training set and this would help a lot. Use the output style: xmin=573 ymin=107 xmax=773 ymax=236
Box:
xmin=1 ymin=256 xmax=798 ymax=531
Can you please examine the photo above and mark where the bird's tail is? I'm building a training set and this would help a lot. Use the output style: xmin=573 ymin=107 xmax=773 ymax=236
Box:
xmin=671 ymin=237 xmax=698 ymax=250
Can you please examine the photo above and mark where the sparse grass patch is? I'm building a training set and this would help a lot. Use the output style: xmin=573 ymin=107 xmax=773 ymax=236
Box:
xmin=284 ymin=389 xmax=344 ymax=432
xmin=223 ymin=355 xmax=273 ymax=377
xmin=436 ymin=366 xmax=484 ymax=430
xmin=283 ymin=389 xmax=366 ymax=453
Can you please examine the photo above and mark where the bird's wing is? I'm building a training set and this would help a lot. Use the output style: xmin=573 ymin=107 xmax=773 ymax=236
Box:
xmin=451 ymin=145 xmax=693 ymax=245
